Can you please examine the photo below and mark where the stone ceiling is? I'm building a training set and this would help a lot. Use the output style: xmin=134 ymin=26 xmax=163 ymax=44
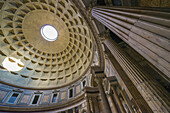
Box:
xmin=0 ymin=0 xmax=93 ymax=89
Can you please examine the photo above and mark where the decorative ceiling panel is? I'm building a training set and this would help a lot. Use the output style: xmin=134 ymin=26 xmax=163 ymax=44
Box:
xmin=0 ymin=0 xmax=93 ymax=89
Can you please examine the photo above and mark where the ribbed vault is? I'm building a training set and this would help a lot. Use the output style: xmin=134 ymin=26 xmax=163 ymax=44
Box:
xmin=0 ymin=0 xmax=93 ymax=89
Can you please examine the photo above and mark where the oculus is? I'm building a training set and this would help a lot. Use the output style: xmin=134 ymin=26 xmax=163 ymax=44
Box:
xmin=41 ymin=25 xmax=59 ymax=41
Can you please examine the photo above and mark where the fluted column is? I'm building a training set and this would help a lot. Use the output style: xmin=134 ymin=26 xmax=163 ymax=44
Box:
xmin=92 ymin=6 xmax=170 ymax=80
xmin=73 ymin=108 xmax=76 ymax=113
xmin=111 ymin=85 xmax=126 ymax=113
xmin=120 ymin=90 xmax=135 ymax=113
xmin=85 ymin=95 xmax=91 ymax=113
xmin=96 ymin=77 xmax=112 ymax=113
xmin=108 ymin=93 xmax=119 ymax=113
xmin=78 ymin=105 xmax=81 ymax=113
xmin=90 ymin=97 xmax=99 ymax=113
xmin=103 ymin=36 xmax=170 ymax=112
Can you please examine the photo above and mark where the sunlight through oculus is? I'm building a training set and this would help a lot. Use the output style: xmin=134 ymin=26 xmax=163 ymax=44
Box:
xmin=2 ymin=57 xmax=24 ymax=72
xmin=41 ymin=25 xmax=58 ymax=41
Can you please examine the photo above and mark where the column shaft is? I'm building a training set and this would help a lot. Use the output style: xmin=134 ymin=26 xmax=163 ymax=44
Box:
xmin=97 ymin=78 xmax=112 ymax=113
xmin=108 ymin=93 xmax=119 ymax=113
xmin=92 ymin=6 xmax=170 ymax=79
xmin=105 ymin=46 xmax=153 ymax=112
xmin=73 ymin=108 xmax=76 ymax=113
xmin=111 ymin=86 xmax=126 ymax=113
xmin=85 ymin=96 xmax=91 ymax=113
xmin=120 ymin=90 xmax=135 ymax=113
xmin=103 ymin=37 xmax=170 ymax=112
xmin=91 ymin=97 xmax=100 ymax=113
xmin=78 ymin=105 xmax=81 ymax=113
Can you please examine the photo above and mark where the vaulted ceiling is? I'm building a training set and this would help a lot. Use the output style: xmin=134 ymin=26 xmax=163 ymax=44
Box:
xmin=0 ymin=0 xmax=93 ymax=89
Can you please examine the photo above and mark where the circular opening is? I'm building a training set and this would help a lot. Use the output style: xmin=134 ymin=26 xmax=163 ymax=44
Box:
xmin=41 ymin=25 xmax=58 ymax=41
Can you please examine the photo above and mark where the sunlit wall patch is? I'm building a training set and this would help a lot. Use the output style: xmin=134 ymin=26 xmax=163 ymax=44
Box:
xmin=2 ymin=57 xmax=24 ymax=72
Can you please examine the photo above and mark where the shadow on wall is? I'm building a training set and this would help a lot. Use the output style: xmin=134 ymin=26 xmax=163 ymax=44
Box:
xmin=139 ymin=0 xmax=170 ymax=7
xmin=97 ymin=0 xmax=170 ymax=7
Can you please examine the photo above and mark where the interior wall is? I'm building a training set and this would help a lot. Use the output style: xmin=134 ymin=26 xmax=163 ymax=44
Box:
xmin=139 ymin=0 xmax=170 ymax=7
xmin=114 ymin=0 xmax=170 ymax=7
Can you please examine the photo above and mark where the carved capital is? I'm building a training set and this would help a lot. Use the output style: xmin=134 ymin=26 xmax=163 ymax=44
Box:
xmin=91 ymin=66 xmax=105 ymax=77
xmin=104 ymin=53 xmax=109 ymax=59
xmin=98 ymin=29 xmax=110 ymax=43
xmin=89 ymin=14 xmax=94 ymax=21
xmin=91 ymin=66 xmax=106 ymax=86
xmin=99 ymin=29 xmax=110 ymax=37
xmin=107 ymin=76 xmax=118 ymax=86
xmin=94 ymin=77 xmax=103 ymax=84
xmin=86 ymin=0 xmax=97 ymax=16
xmin=87 ymin=9 xmax=94 ymax=21
xmin=87 ymin=0 xmax=97 ymax=11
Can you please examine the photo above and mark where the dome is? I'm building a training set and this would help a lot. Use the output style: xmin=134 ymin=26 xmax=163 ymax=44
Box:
xmin=0 ymin=0 xmax=169 ymax=113
xmin=0 ymin=0 xmax=93 ymax=89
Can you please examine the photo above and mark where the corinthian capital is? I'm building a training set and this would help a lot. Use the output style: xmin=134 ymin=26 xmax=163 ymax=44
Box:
xmin=99 ymin=29 xmax=110 ymax=38
xmin=98 ymin=29 xmax=110 ymax=43
xmin=87 ymin=0 xmax=97 ymax=12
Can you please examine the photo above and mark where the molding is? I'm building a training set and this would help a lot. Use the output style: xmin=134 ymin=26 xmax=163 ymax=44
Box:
xmin=0 ymin=92 xmax=85 ymax=112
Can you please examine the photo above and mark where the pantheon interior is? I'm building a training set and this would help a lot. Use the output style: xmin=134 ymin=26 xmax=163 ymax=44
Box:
xmin=0 ymin=0 xmax=169 ymax=113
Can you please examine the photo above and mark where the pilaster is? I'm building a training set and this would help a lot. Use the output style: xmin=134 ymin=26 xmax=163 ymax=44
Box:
xmin=91 ymin=67 xmax=112 ymax=113
xmin=83 ymin=87 xmax=100 ymax=113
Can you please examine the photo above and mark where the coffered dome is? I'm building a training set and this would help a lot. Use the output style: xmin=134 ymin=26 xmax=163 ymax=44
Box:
xmin=0 ymin=0 xmax=93 ymax=89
